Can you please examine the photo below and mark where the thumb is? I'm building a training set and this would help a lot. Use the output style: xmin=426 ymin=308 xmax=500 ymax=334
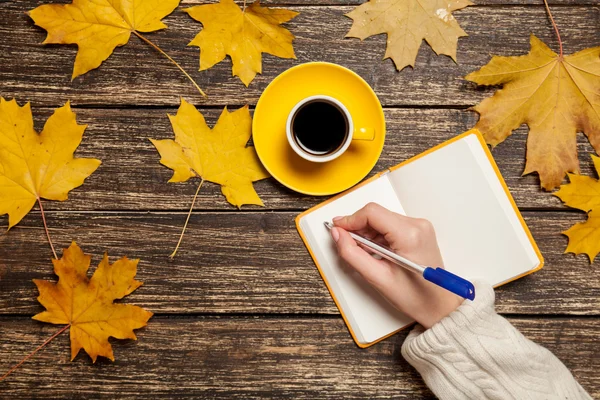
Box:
xmin=332 ymin=227 xmax=392 ymax=288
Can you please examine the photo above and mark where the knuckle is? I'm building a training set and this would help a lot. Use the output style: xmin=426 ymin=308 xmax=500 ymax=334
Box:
xmin=402 ymin=219 xmax=435 ymax=247
xmin=403 ymin=226 xmax=423 ymax=248
xmin=415 ymin=218 xmax=435 ymax=235
xmin=363 ymin=202 xmax=380 ymax=213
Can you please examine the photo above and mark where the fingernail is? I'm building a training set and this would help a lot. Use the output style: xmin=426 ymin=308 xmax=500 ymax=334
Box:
xmin=331 ymin=227 xmax=340 ymax=242
xmin=332 ymin=216 xmax=343 ymax=223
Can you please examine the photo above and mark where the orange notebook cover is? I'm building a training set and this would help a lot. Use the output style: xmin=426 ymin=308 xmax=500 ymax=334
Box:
xmin=296 ymin=129 xmax=544 ymax=348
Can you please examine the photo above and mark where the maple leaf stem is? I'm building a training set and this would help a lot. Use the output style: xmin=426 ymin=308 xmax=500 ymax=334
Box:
xmin=133 ymin=31 xmax=207 ymax=98
xmin=0 ymin=324 xmax=70 ymax=382
xmin=37 ymin=197 xmax=58 ymax=260
xmin=542 ymin=0 xmax=563 ymax=57
xmin=243 ymin=0 xmax=247 ymax=11
xmin=170 ymin=178 xmax=205 ymax=259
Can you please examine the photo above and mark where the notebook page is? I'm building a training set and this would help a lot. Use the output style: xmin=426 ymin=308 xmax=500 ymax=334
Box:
xmin=387 ymin=134 xmax=540 ymax=285
xmin=298 ymin=176 xmax=414 ymax=344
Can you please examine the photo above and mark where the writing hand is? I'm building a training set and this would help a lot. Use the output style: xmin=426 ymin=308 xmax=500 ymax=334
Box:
xmin=331 ymin=203 xmax=462 ymax=328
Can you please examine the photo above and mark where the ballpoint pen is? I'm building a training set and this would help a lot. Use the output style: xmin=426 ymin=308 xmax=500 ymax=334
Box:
xmin=324 ymin=221 xmax=475 ymax=300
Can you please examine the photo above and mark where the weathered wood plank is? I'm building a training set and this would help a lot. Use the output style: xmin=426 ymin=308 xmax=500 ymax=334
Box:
xmin=182 ymin=0 xmax=599 ymax=6
xmin=1 ymin=107 xmax=594 ymax=213
xmin=0 ymin=317 xmax=597 ymax=398
xmin=1 ymin=211 xmax=598 ymax=315
xmin=1 ymin=3 xmax=598 ymax=106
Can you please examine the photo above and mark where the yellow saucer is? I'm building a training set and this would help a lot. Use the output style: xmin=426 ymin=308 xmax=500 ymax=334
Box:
xmin=253 ymin=62 xmax=386 ymax=196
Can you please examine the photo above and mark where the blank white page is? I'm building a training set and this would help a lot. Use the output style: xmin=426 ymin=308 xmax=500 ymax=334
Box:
xmin=387 ymin=134 xmax=540 ymax=285
xmin=298 ymin=176 xmax=413 ymax=344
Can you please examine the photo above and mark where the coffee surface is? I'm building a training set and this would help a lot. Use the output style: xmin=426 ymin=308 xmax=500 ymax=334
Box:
xmin=293 ymin=101 xmax=348 ymax=155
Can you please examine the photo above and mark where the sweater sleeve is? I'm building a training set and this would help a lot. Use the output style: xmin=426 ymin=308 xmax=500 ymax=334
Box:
xmin=401 ymin=281 xmax=591 ymax=400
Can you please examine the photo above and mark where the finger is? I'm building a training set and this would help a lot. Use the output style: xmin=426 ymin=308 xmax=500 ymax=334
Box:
xmin=335 ymin=226 xmax=390 ymax=257
xmin=333 ymin=203 xmax=410 ymax=236
xmin=355 ymin=227 xmax=379 ymax=240
xmin=354 ymin=233 xmax=388 ymax=250
xmin=368 ymin=234 xmax=388 ymax=247
xmin=334 ymin=227 xmax=393 ymax=288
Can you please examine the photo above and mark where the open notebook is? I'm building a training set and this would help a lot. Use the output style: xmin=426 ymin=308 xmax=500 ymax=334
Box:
xmin=296 ymin=130 xmax=543 ymax=348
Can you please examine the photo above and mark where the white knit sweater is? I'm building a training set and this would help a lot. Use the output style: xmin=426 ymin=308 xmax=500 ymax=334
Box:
xmin=401 ymin=281 xmax=591 ymax=400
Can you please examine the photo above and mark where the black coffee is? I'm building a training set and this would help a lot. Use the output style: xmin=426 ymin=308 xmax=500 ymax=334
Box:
xmin=292 ymin=100 xmax=348 ymax=155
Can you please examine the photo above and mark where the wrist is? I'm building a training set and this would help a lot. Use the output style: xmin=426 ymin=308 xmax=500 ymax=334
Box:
xmin=417 ymin=293 xmax=464 ymax=329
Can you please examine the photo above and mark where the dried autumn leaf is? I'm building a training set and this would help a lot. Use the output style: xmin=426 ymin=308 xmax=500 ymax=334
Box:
xmin=151 ymin=99 xmax=270 ymax=207
xmin=28 ymin=0 xmax=205 ymax=96
xmin=555 ymin=155 xmax=600 ymax=263
xmin=345 ymin=0 xmax=472 ymax=70
xmin=29 ymin=0 xmax=179 ymax=78
xmin=0 ymin=98 xmax=101 ymax=229
xmin=33 ymin=242 xmax=153 ymax=362
xmin=185 ymin=0 xmax=298 ymax=86
xmin=466 ymin=35 xmax=600 ymax=190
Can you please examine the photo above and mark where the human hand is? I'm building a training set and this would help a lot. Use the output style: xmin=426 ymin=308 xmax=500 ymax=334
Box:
xmin=330 ymin=203 xmax=463 ymax=329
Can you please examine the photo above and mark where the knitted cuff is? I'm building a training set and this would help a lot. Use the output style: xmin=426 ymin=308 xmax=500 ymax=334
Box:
xmin=401 ymin=281 xmax=498 ymax=399
xmin=401 ymin=281 xmax=591 ymax=400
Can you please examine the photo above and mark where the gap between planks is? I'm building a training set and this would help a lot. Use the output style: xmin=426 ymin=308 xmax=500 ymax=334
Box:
xmin=178 ymin=2 xmax=598 ymax=9
xmin=5 ymin=208 xmax=587 ymax=215
xmin=1 ymin=314 xmax=598 ymax=320
xmin=36 ymin=104 xmax=476 ymax=111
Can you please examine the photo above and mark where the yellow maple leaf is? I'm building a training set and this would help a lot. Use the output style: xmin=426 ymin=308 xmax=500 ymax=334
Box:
xmin=0 ymin=98 xmax=101 ymax=229
xmin=466 ymin=35 xmax=600 ymax=191
xmin=28 ymin=0 xmax=180 ymax=79
xmin=150 ymin=99 xmax=270 ymax=207
xmin=345 ymin=0 xmax=472 ymax=71
xmin=33 ymin=242 xmax=153 ymax=362
xmin=555 ymin=155 xmax=600 ymax=263
xmin=185 ymin=0 xmax=298 ymax=86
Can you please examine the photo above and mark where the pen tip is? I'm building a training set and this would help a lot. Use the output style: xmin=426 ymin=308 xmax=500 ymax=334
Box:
xmin=323 ymin=221 xmax=333 ymax=230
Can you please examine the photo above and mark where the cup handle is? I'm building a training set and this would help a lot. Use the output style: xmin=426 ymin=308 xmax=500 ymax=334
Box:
xmin=353 ymin=127 xmax=375 ymax=141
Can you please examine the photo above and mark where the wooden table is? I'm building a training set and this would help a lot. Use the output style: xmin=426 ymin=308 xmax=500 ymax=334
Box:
xmin=1 ymin=0 xmax=598 ymax=397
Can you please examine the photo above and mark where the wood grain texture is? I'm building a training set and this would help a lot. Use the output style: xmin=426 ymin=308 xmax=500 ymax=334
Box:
xmin=1 ymin=211 xmax=598 ymax=315
xmin=0 ymin=317 xmax=597 ymax=398
xmin=0 ymin=107 xmax=595 ymax=214
xmin=1 ymin=3 xmax=598 ymax=107
xmin=1 ymin=0 xmax=599 ymax=395
xmin=181 ymin=0 xmax=599 ymax=5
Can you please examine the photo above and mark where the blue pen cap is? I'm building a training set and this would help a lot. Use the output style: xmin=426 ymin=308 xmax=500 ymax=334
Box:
xmin=423 ymin=267 xmax=476 ymax=300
